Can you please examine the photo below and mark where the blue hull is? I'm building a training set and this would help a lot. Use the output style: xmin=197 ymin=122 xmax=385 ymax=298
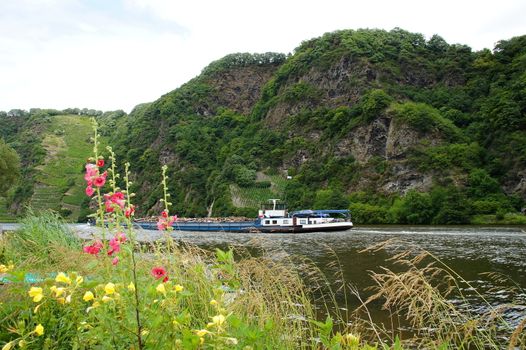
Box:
xmin=135 ymin=221 xmax=259 ymax=233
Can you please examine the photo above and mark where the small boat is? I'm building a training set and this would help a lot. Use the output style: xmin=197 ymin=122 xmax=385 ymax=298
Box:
xmin=135 ymin=199 xmax=353 ymax=233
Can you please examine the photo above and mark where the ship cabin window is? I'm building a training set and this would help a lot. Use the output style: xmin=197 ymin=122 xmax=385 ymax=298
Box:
xmin=272 ymin=220 xmax=277 ymax=225
xmin=300 ymin=219 xmax=307 ymax=224
xmin=265 ymin=220 xmax=270 ymax=225
xmin=283 ymin=219 xmax=289 ymax=224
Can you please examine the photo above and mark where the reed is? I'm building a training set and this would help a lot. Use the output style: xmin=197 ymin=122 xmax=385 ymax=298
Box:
xmin=359 ymin=240 xmax=526 ymax=349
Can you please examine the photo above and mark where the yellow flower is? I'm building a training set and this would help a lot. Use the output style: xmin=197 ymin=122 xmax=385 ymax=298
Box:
xmin=141 ymin=329 xmax=149 ymax=336
xmin=195 ymin=329 xmax=210 ymax=337
xmin=75 ymin=276 xmax=84 ymax=285
xmin=34 ymin=324 xmax=44 ymax=336
xmin=212 ymin=314 xmax=226 ymax=326
xmin=83 ymin=291 xmax=94 ymax=302
xmin=18 ymin=339 xmax=27 ymax=348
xmin=210 ymin=299 xmax=218 ymax=306
xmin=50 ymin=286 xmax=65 ymax=298
xmin=174 ymin=284 xmax=184 ymax=292
xmin=57 ymin=297 xmax=66 ymax=304
xmin=102 ymin=295 xmax=113 ymax=303
xmin=55 ymin=272 xmax=71 ymax=285
xmin=104 ymin=283 xmax=116 ymax=295
xmin=28 ymin=287 xmax=43 ymax=303
xmin=0 ymin=264 xmax=9 ymax=273
xmin=156 ymin=283 xmax=166 ymax=295
xmin=127 ymin=282 xmax=135 ymax=292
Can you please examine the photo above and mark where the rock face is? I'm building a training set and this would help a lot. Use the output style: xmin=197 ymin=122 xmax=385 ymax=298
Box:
xmin=206 ymin=65 xmax=280 ymax=116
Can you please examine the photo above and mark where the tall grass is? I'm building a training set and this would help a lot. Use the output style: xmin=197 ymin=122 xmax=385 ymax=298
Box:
xmin=360 ymin=240 xmax=526 ymax=349
xmin=1 ymin=210 xmax=81 ymax=267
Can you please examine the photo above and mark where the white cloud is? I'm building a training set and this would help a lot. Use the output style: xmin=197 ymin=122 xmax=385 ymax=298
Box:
xmin=1 ymin=0 xmax=525 ymax=113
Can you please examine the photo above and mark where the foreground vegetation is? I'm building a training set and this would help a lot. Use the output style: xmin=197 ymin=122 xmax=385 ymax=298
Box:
xmin=1 ymin=213 xmax=525 ymax=349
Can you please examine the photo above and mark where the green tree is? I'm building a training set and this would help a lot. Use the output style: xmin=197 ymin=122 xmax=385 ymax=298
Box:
xmin=0 ymin=139 xmax=21 ymax=196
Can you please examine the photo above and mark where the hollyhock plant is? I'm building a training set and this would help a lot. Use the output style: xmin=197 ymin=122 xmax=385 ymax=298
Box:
xmin=97 ymin=159 xmax=105 ymax=167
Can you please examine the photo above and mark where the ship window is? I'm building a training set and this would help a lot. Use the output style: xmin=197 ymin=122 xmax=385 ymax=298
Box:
xmin=300 ymin=219 xmax=307 ymax=224
xmin=272 ymin=220 xmax=277 ymax=224
xmin=283 ymin=220 xmax=289 ymax=224
xmin=265 ymin=220 xmax=270 ymax=225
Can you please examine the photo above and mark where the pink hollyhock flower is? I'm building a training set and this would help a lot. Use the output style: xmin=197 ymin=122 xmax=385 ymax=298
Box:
xmin=125 ymin=205 xmax=135 ymax=218
xmin=111 ymin=192 xmax=126 ymax=209
xmin=107 ymin=237 xmax=121 ymax=255
xmin=156 ymin=219 xmax=166 ymax=231
xmin=97 ymin=159 xmax=105 ymax=167
xmin=105 ymin=200 xmax=114 ymax=213
xmin=115 ymin=232 xmax=127 ymax=243
xmin=83 ymin=240 xmax=103 ymax=255
xmin=85 ymin=186 xmax=95 ymax=197
xmin=85 ymin=163 xmax=98 ymax=177
xmin=157 ymin=213 xmax=177 ymax=231
xmin=161 ymin=210 xmax=168 ymax=218
xmin=151 ymin=266 xmax=167 ymax=280
xmin=112 ymin=257 xmax=119 ymax=265
xmin=93 ymin=176 xmax=106 ymax=188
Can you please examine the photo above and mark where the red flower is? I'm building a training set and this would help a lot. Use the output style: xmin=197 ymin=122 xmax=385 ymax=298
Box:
xmin=111 ymin=192 xmax=125 ymax=209
xmin=112 ymin=257 xmax=119 ymax=265
xmin=151 ymin=266 xmax=167 ymax=280
xmin=105 ymin=200 xmax=114 ymax=213
xmin=107 ymin=237 xmax=121 ymax=255
xmin=161 ymin=210 xmax=168 ymax=218
xmin=163 ymin=276 xmax=169 ymax=282
xmin=83 ymin=241 xmax=103 ymax=255
xmin=97 ymin=159 xmax=105 ymax=167
xmin=125 ymin=205 xmax=135 ymax=218
xmin=93 ymin=176 xmax=106 ymax=188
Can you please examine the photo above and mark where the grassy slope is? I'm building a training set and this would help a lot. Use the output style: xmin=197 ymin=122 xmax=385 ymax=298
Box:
xmin=230 ymin=174 xmax=289 ymax=208
xmin=30 ymin=115 xmax=93 ymax=221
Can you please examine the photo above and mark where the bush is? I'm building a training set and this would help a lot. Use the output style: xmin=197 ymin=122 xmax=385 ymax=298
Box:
xmin=348 ymin=203 xmax=389 ymax=224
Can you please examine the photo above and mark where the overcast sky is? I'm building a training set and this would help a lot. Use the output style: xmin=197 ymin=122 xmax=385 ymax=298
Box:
xmin=1 ymin=0 xmax=525 ymax=113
